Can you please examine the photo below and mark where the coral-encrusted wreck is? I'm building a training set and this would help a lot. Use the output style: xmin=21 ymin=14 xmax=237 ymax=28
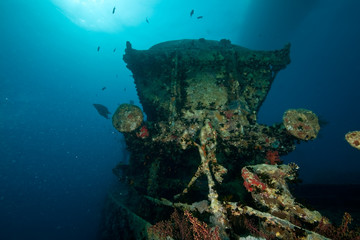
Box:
xmin=100 ymin=39 xmax=330 ymax=239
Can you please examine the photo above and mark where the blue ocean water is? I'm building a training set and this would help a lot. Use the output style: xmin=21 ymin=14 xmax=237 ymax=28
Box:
xmin=0 ymin=0 xmax=359 ymax=239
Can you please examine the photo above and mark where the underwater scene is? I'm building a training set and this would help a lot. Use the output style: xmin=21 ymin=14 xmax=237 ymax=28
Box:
xmin=1 ymin=0 xmax=360 ymax=239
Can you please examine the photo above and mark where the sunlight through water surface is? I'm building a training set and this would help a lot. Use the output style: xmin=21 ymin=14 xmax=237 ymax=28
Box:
xmin=51 ymin=0 xmax=158 ymax=32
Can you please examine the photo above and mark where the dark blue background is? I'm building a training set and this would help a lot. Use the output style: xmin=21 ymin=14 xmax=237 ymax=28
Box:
xmin=1 ymin=0 xmax=359 ymax=239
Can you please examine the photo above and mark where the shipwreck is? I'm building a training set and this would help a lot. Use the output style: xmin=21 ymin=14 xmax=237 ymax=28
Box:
xmin=97 ymin=39 xmax=350 ymax=240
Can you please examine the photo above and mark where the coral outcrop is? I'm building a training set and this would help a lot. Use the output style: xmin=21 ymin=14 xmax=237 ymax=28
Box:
xmin=345 ymin=131 xmax=360 ymax=150
xmin=112 ymin=103 xmax=144 ymax=132
xmin=283 ymin=109 xmax=320 ymax=140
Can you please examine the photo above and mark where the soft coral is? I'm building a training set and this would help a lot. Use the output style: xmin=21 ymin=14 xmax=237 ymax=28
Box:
xmin=265 ymin=150 xmax=281 ymax=165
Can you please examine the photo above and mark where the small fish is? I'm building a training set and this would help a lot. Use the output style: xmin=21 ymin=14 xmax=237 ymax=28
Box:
xmin=113 ymin=48 xmax=116 ymax=53
xmin=146 ymin=17 xmax=149 ymax=23
xmin=190 ymin=9 xmax=194 ymax=17
xmin=93 ymin=104 xmax=111 ymax=119
xmin=197 ymin=16 xmax=203 ymax=19
xmin=124 ymin=88 xmax=126 ymax=92
xmin=112 ymin=7 xmax=116 ymax=14
xmin=97 ymin=46 xmax=100 ymax=52
xmin=102 ymin=86 xmax=106 ymax=91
